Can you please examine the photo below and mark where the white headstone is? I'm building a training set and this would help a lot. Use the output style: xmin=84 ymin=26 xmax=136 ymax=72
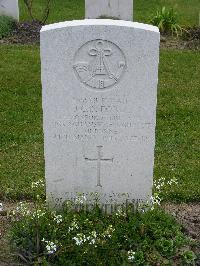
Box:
xmin=0 ymin=0 xmax=19 ymax=21
xmin=85 ymin=0 xmax=133 ymax=21
xmin=41 ymin=20 xmax=160 ymax=207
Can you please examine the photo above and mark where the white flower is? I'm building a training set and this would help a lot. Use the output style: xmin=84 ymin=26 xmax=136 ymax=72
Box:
xmin=32 ymin=209 xmax=46 ymax=219
xmin=31 ymin=179 xmax=44 ymax=189
xmin=73 ymin=236 xmax=83 ymax=246
xmin=68 ymin=218 xmax=79 ymax=232
xmin=16 ymin=202 xmax=30 ymax=216
xmin=127 ymin=250 xmax=135 ymax=261
xmin=150 ymin=193 xmax=161 ymax=210
xmin=91 ymin=230 xmax=97 ymax=238
xmin=154 ymin=178 xmax=166 ymax=192
xmin=88 ymin=231 xmax=97 ymax=245
xmin=75 ymin=194 xmax=87 ymax=204
xmin=115 ymin=208 xmax=126 ymax=218
xmin=0 ymin=203 xmax=3 ymax=212
xmin=102 ymin=225 xmax=115 ymax=238
xmin=88 ymin=237 xmax=96 ymax=245
xmin=53 ymin=214 xmax=63 ymax=224
xmin=167 ymin=177 xmax=178 ymax=186
xmin=42 ymin=239 xmax=57 ymax=254
xmin=72 ymin=233 xmax=86 ymax=246
xmin=72 ymin=231 xmax=98 ymax=246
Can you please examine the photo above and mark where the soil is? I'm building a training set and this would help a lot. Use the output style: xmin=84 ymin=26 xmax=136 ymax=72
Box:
xmin=0 ymin=21 xmax=200 ymax=50
xmin=164 ymin=203 xmax=200 ymax=265
xmin=0 ymin=21 xmax=42 ymax=45
xmin=163 ymin=203 xmax=200 ymax=241
xmin=160 ymin=34 xmax=200 ymax=50
xmin=0 ymin=202 xmax=25 ymax=266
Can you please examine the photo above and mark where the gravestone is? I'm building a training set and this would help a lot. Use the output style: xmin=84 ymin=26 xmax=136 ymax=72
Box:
xmin=85 ymin=0 xmax=133 ymax=21
xmin=0 ymin=0 xmax=19 ymax=21
xmin=41 ymin=19 xmax=160 ymax=207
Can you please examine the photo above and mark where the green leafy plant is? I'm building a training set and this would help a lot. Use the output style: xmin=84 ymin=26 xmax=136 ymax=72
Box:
xmin=8 ymin=179 xmax=198 ymax=265
xmin=150 ymin=7 xmax=182 ymax=36
xmin=0 ymin=15 xmax=16 ymax=38
xmin=182 ymin=250 xmax=197 ymax=265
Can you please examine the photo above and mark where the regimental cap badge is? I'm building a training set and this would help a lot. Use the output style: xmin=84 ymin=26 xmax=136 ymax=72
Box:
xmin=73 ymin=39 xmax=126 ymax=89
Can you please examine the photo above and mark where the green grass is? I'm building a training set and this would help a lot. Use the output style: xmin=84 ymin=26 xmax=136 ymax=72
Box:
xmin=18 ymin=0 xmax=200 ymax=26
xmin=0 ymin=46 xmax=43 ymax=200
xmin=135 ymin=0 xmax=200 ymax=26
xmin=156 ymin=50 xmax=200 ymax=202
xmin=19 ymin=0 xmax=85 ymax=23
xmin=0 ymin=15 xmax=16 ymax=38
xmin=0 ymin=46 xmax=199 ymax=202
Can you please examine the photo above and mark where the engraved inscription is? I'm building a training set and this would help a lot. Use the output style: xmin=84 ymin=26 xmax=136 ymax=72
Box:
xmin=73 ymin=39 xmax=126 ymax=89
xmin=52 ymin=95 xmax=153 ymax=143
xmin=84 ymin=146 xmax=113 ymax=187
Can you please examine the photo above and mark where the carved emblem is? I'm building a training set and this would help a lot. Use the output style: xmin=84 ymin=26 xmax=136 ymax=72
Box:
xmin=73 ymin=39 xmax=126 ymax=89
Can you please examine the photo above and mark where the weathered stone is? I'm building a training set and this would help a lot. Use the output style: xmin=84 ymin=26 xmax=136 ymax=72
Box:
xmin=40 ymin=20 xmax=160 ymax=207
xmin=0 ymin=0 xmax=19 ymax=21
xmin=85 ymin=0 xmax=133 ymax=21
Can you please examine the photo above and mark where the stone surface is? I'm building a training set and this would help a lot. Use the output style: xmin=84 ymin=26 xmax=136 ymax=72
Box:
xmin=41 ymin=19 xmax=160 ymax=206
xmin=0 ymin=0 xmax=19 ymax=21
xmin=85 ymin=0 xmax=133 ymax=21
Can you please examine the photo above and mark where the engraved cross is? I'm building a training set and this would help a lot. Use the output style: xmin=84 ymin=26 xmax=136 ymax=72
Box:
xmin=84 ymin=145 xmax=113 ymax=187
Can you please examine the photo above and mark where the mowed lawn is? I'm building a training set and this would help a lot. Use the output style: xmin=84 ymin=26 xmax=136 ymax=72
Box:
xmin=0 ymin=45 xmax=199 ymax=202
xmin=18 ymin=0 xmax=200 ymax=26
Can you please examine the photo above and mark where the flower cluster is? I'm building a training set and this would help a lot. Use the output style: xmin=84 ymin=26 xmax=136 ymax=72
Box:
xmin=150 ymin=177 xmax=179 ymax=210
xmin=42 ymin=239 xmax=57 ymax=254
xmin=84 ymin=218 xmax=93 ymax=225
xmin=72 ymin=233 xmax=87 ymax=246
xmin=68 ymin=218 xmax=79 ymax=232
xmin=74 ymin=194 xmax=87 ymax=204
xmin=31 ymin=179 xmax=45 ymax=189
xmin=150 ymin=193 xmax=161 ymax=208
xmin=115 ymin=207 xmax=126 ymax=218
xmin=53 ymin=214 xmax=63 ymax=224
xmin=88 ymin=231 xmax=97 ymax=245
xmin=72 ymin=230 xmax=98 ymax=246
xmin=154 ymin=177 xmax=165 ymax=191
xmin=32 ymin=209 xmax=46 ymax=219
xmin=167 ymin=177 xmax=178 ymax=186
xmin=127 ymin=250 xmax=136 ymax=261
xmin=16 ymin=202 xmax=30 ymax=216
xmin=102 ymin=225 xmax=115 ymax=238
xmin=154 ymin=177 xmax=178 ymax=192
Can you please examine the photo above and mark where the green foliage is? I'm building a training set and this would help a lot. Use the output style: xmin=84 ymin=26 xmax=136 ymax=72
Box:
xmin=182 ymin=250 xmax=197 ymax=265
xmin=9 ymin=192 xmax=198 ymax=265
xmin=0 ymin=47 xmax=200 ymax=202
xmin=134 ymin=0 xmax=200 ymax=26
xmin=0 ymin=16 xmax=15 ymax=38
xmin=150 ymin=7 xmax=182 ymax=35
xmin=18 ymin=0 xmax=200 ymax=26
